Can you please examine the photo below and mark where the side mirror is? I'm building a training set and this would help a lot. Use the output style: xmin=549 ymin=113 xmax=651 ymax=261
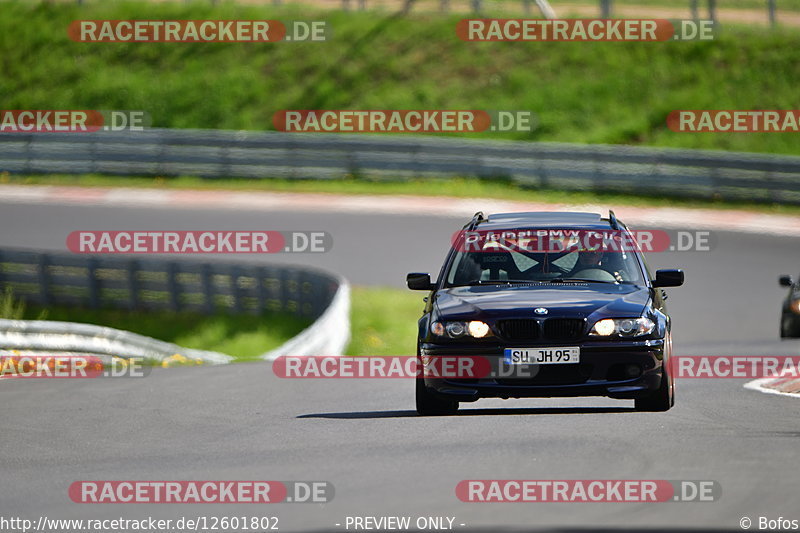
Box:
xmin=652 ymin=269 xmax=684 ymax=288
xmin=779 ymin=275 xmax=794 ymax=287
xmin=407 ymin=272 xmax=434 ymax=291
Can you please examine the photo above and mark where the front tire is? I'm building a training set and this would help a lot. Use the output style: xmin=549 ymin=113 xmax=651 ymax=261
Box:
xmin=634 ymin=368 xmax=674 ymax=412
xmin=416 ymin=378 xmax=459 ymax=416
xmin=780 ymin=314 xmax=798 ymax=338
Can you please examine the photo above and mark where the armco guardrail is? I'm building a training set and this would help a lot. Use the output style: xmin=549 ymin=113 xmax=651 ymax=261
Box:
xmin=0 ymin=249 xmax=350 ymax=360
xmin=2 ymin=128 xmax=800 ymax=204
xmin=0 ymin=319 xmax=233 ymax=365
xmin=0 ymin=248 xmax=338 ymax=317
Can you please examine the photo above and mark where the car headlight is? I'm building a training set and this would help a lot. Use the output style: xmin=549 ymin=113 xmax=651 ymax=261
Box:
xmin=590 ymin=317 xmax=655 ymax=337
xmin=446 ymin=322 xmax=466 ymax=337
xmin=791 ymin=299 xmax=800 ymax=314
xmin=431 ymin=320 xmax=493 ymax=338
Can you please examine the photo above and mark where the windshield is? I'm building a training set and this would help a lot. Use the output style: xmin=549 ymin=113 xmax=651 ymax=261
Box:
xmin=445 ymin=238 xmax=647 ymax=287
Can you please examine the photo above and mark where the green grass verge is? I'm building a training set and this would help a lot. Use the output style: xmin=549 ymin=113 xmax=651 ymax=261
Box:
xmin=2 ymin=2 xmax=800 ymax=154
xmin=4 ymin=299 xmax=312 ymax=362
xmin=348 ymin=286 xmax=423 ymax=356
xmin=5 ymin=173 xmax=800 ymax=215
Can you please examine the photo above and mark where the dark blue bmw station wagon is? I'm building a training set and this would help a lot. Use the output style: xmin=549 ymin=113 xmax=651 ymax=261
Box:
xmin=407 ymin=211 xmax=684 ymax=415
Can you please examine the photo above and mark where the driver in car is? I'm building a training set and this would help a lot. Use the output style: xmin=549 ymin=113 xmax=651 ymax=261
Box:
xmin=567 ymin=249 xmax=626 ymax=282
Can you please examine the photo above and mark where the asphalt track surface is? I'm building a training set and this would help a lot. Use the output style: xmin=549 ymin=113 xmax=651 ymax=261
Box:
xmin=1 ymin=199 xmax=799 ymax=532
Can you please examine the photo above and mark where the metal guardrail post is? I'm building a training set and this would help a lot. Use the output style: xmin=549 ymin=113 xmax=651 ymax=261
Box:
xmin=87 ymin=257 xmax=99 ymax=309
xmin=768 ymin=0 xmax=777 ymax=27
xmin=471 ymin=0 xmax=482 ymax=13
xmin=231 ymin=265 xmax=243 ymax=314
xmin=535 ymin=0 xmax=557 ymax=18
xmin=690 ymin=0 xmax=699 ymax=20
xmin=166 ymin=262 xmax=179 ymax=311
xmin=127 ymin=260 xmax=139 ymax=310
xmin=201 ymin=263 xmax=214 ymax=314
xmin=23 ymin=134 xmax=32 ymax=175
xmin=282 ymin=275 xmax=292 ymax=314
xmin=37 ymin=254 xmax=50 ymax=307
xmin=256 ymin=266 xmax=268 ymax=314
xmin=707 ymin=0 xmax=717 ymax=22
xmin=600 ymin=0 xmax=612 ymax=17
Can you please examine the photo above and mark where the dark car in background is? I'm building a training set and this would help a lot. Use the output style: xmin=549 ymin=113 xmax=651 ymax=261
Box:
xmin=407 ymin=211 xmax=684 ymax=415
xmin=779 ymin=273 xmax=800 ymax=338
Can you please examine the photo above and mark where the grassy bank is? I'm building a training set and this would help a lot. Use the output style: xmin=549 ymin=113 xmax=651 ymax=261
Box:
xmin=1 ymin=288 xmax=312 ymax=361
xmin=2 ymin=2 xmax=800 ymax=154
xmin=348 ymin=286 xmax=422 ymax=356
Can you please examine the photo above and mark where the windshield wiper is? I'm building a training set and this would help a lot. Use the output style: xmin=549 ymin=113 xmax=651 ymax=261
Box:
xmin=461 ymin=280 xmax=537 ymax=286
xmin=545 ymin=278 xmax=619 ymax=284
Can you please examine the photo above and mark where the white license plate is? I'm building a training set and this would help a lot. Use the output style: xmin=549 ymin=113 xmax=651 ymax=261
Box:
xmin=503 ymin=347 xmax=580 ymax=365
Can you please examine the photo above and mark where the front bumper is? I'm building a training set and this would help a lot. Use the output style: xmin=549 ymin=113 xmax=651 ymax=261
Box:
xmin=420 ymin=339 xmax=666 ymax=401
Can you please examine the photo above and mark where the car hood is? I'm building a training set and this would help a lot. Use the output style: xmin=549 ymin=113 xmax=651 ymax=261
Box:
xmin=434 ymin=283 xmax=650 ymax=320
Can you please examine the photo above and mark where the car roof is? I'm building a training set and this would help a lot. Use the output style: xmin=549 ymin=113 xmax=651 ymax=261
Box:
xmin=477 ymin=211 xmax=614 ymax=231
